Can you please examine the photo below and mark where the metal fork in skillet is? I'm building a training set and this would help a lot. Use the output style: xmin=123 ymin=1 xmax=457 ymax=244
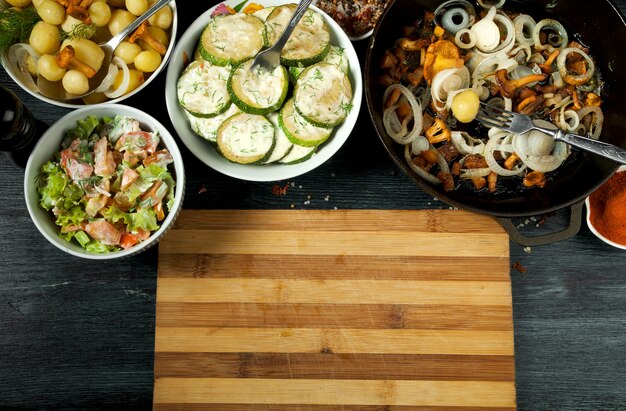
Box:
xmin=474 ymin=102 xmax=626 ymax=165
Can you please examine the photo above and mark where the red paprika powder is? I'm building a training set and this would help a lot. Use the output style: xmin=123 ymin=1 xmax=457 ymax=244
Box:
xmin=589 ymin=171 xmax=626 ymax=246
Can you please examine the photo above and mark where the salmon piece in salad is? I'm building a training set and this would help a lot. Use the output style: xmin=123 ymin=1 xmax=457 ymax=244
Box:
xmin=94 ymin=137 xmax=117 ymax=177
xmin=85 ymin=220 xmax=122 ymax=246
xmin=37 ymin=115 xmax=177 ymax=254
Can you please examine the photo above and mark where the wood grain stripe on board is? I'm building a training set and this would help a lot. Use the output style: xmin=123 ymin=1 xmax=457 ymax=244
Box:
xmin=156 ymin=254 xmax=511 ymax=281
xmin=152 ymin=378 xmax=517 ymax=407
xmin=156 ymin=278 xmax=512 ymax=305
xmin=154 ymin=328 xmax=514 ymax=355
xmin=158 ymin=229 xmax=508 ymax=257
xmin=154 ymin=352 xmax=515 ymax=381
xmin=155 ymin=302 xmax=513 ymax=330
xmin=154 ymin=404 xmax=517 ymax=411
xmin=154 ymin=210 xmax=515 ymax=409
xmin=169 ymin=209 xmax=506 ymax=234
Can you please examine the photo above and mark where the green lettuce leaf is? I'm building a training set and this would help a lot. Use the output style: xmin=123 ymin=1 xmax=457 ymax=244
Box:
xmin=38 ymin=161 xmax=84 ymax=212
xmin=55 ymin=205 xmax=86 ymax=227
xmin=102 ymin=206 xmax=131 ymax=225
xmin=129 ymin=208 xmax=159 ymax=232
xmin=64 ymin=115 xmax=101 ymax=143
xmin=85 ymin=241 xmax=119 ymax=253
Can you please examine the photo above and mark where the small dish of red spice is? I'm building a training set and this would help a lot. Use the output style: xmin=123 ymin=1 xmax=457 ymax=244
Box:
xmin=586 ymin=166 xmax=626 ymax=250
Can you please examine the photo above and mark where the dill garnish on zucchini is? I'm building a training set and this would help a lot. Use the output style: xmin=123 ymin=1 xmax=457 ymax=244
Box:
xmin=0 ymin=6 xmax=41 ymax=54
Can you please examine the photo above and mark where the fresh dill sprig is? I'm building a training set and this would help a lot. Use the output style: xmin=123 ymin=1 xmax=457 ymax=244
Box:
xmin=0 ymin=6 xmax=41 ymax=54
xmin=59 ymin=23 xmax=96 ymax=42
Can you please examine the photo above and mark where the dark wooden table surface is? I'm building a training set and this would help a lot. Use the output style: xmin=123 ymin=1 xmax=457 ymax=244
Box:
xmin=2 ymin=1 xmax=626 ymax=409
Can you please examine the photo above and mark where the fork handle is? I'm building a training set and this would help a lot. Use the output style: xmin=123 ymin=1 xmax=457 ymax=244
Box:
xmin=274 ymin=0 xmax=314 ymax=49
xmin=555 ymin=131 xmax=626 ymax=165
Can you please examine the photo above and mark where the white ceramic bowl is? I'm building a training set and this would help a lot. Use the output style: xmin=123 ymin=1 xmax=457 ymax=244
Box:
xmin=1 ymin=1 xmax=177 ymax=108
xmin=585 ymin=165 xmax=626 ymax=250
xmin=165 ymin=0 xmax=362 ymax=182
xmin=24 ymin=104 xmax=185 ymax=259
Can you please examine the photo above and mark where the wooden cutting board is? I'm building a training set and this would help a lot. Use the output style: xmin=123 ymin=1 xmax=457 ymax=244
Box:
xmin=153 ymin=209 xmax=516 ymax=410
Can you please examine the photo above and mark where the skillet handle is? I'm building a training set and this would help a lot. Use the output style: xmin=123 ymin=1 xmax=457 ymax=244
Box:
xmin=495 ymin=201 xmax=584 ymax=247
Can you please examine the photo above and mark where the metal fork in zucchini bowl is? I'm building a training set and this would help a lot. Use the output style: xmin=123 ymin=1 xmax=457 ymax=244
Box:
xmin=250 ymin=0 xmax=313 ymax=71
xmin=475 ymin=102 xmax=626 ymax=165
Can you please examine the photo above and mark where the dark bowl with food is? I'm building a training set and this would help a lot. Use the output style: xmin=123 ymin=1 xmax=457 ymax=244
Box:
xmin=365 ymin=0 xmax=626 ymax=245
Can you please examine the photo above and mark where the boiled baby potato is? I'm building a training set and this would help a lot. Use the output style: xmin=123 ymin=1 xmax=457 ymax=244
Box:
xmin=62 ymin=69 xmax=89 ymax=95
xmin=126 ymin=0 xmax=148 ymax=16
xmin=36 ymin=0 xmax=65 ymax=25
xmin=114 ymin=41 xmax=142 ymax=65
xmin=148 ymin=4 xmax=173 ymax=29
xmin=29 ymin=21 xmax=60 ymax=55
xmin=61 ymin=38 xmax=105 ymax=72
xmin=88 ymin=1 xmax=112 ymax=27
xmin=108 ymin=9 xmax=136 ymax=36
xmin=134 ymin=50 xmax=161 ymax=72
xmin=37 ymin=54 xmax=66 ymax=81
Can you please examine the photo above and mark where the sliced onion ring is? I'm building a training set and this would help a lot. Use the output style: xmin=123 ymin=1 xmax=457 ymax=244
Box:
xmin=442 ymin=8 xmax=471 ymax=34
xmin=514 ymin=14 xmax=536 ymax=45
xmin=451 ymin=131 xmax=485 ymax=155
xmin=455 ymin=29 xmax=477 ymax=49
xmin=104 ymin=57 xmax=130 ymax=99
xmin=485 ymin=133 xmax=527 ymax=176
xmin=404 ymin=144 xmax=442 ymax=185
xmin=576 ymin=105 xmax=603 ymax=139
xmin=490 ymin=12 xmax=516 ymax=54
xmin=556 ymin=106 xmax=580 ymax=132
xmin=383 ymin=103 xmax=413 ymax=143
xmin=94 ymin=63 xmax=119 ymax=93
xmin=533 ymin=19 xmax=568 ymax=53
xmin=431 ymin=66 xmax=470 ymax=110
xmin=557 ymin=47 xmax=596 ymax=86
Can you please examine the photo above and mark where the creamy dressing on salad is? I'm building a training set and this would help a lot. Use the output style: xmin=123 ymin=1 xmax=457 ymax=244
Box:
xmin=37 ymin=115 xmax=176 ymax=253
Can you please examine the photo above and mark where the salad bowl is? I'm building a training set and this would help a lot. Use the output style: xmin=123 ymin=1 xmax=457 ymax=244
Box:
xmin=24 ymin=104 xmax=185 ymax=259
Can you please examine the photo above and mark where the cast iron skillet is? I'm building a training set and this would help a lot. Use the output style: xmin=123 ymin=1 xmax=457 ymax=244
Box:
xmin=365 ymin=0 xmax=626 ymax=246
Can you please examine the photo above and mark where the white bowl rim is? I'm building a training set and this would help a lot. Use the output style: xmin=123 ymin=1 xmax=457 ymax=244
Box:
xmin=164 ymin=0 xmax=362 ymax=182
xmin=585 ymin=165 xmax=626 ymax=250
xmin=1 ymin=1 xmax=178 ymax=109
xmin=24 ymin=103 xmax=185 ymax=260
xmin=349 ymin=29 xmax=374 ymax=41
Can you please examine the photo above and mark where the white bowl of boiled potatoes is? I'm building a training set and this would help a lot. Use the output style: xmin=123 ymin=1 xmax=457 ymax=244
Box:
xmin=0 ymin=0 xmax=176 ymax=108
